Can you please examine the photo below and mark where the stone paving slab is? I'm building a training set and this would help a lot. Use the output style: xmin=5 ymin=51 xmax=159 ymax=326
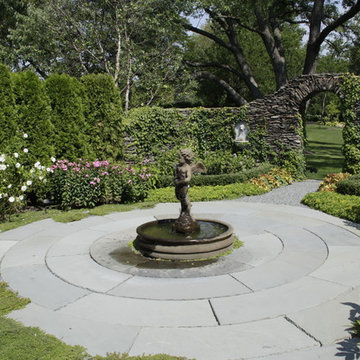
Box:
xmin=287 ymin=286 xmax=360 ymax=346
xmin=0 ymin=240 xmax=17 ymax=261
xmin=7 ymin=303 xmax=141 ymax=356
xmin=0 ymin=218 xmax=53 ymax=240
xmin=1 ymin=264 xmax=90 ymax=310
xmin=1 ymin=235 xmax=60 ymax=268
xmin=128 ymin=318 xmax=318 ymax=360
xmin=47 ymin=229 xmax=107 ymax=257
xmin=46 ymin=254 xmax=132 ymax=293
xmin=108 ymin=274 xmax=251 ymax=300
xmin=58 ymin=293 xmax=218 ymax=327
xmin=211 ymin=276 xmax=350 ymax=325
xmin=311 ymin=246 xmax=360 ymax=287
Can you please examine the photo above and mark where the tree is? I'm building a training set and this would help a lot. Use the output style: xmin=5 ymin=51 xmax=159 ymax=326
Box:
xmin=81 ymin=74 xmax=123 ymax=160
xmin=183 ymin=0 xmax=360 ymax=103
xmin=3 ymin=0 xmax=187 ymax=110
xmin=12 ymin=70 xmax=55 ymax=165
xmin=0 ymin=63 xmax=17 ymax=153
xmin=45 ymin=74 xmax=93 ymax=160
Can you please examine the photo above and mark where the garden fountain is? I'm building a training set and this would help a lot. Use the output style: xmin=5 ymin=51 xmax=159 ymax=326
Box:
xmin=134 ymin=149 xmax=235 ymax=260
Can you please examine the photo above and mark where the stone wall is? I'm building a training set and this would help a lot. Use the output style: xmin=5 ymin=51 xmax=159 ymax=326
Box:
xmin=244 ymin=73 xmax=343 ymax=150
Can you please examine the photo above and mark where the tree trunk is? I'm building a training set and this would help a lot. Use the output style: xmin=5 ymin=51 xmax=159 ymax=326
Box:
xmin=194 ymin=71 xmax=248 ymax=106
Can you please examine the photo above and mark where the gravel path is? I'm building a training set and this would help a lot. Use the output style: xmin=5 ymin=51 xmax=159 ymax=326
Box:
xmin=239 ymin=179 xmax=321 ymax=207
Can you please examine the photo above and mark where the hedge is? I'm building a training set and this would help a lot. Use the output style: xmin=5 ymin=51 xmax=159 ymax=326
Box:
xmin=337 ymin=175 xmax=360 ymax=196
xmin=302 ymin=191 xmax=360 ymax=223
xmin=156 ymin=163 xmax=273 ymax=188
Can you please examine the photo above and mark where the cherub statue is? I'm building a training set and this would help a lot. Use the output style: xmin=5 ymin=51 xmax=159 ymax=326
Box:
xmin=173 ymin=149 xmax=206 ymax=234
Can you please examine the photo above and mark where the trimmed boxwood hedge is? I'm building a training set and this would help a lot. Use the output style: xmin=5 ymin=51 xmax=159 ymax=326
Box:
xmin=156 ymin=163 xmax=273 ymax=188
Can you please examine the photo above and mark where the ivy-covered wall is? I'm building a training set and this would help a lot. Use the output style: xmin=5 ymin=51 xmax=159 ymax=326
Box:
xmin=340 ymin=74 xmax=360 ymax=174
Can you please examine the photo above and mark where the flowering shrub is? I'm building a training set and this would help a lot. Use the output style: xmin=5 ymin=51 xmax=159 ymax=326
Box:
xmin=318 ymin=173 xmax=351 ymax=192
xmin=50 ymin=159 xmax=155 ymax=209
xmin=249 ymin=167 xmax=294 ymax=191
xmin=0 ymin=133 xmax=52 ymax=219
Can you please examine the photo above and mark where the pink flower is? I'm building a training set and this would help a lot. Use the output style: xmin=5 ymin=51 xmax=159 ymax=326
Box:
xmin=101 ymin=172 xmax=109 ymax=176
xmin=90 ymin=181 xmax=96 ymax=185
xmin=128 ymin=179 xmax=132 ymax=184
xmin=85 ymin=174 xmax=89 ymax=178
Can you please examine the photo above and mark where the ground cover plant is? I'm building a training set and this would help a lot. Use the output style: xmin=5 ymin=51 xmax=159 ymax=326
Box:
xmin=304 ymin=123 xmax=344 ymax=179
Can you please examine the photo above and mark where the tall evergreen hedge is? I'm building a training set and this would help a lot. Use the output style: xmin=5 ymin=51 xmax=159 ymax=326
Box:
xmin=81 ymin=74 xmax=123 ymax=161
xmin=45 ymin=74 xmax=93 ymax=161
xmin=0 ymin=64 xmax=17 ymax=153
xmin=12 ymin=71 xmax=55 ymax=165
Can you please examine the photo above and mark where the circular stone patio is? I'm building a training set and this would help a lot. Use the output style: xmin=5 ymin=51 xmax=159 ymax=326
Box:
xmin=1 ymin=199 xmax=360 ymax=359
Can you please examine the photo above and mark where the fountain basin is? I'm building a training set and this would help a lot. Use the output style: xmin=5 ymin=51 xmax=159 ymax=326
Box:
xmin=135 ymin=218 xmax=235 ymax=260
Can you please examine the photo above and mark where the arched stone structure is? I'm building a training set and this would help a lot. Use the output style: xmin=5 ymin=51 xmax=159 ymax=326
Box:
xmin=245 ymin=73 xmax=345 ymax=150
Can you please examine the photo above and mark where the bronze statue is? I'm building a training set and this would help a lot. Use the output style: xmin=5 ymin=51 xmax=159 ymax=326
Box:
xmin=173 ymin=149 xmax=206 ymax=234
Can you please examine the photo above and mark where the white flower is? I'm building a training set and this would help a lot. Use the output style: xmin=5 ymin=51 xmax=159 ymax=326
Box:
xmin=14 ymin=153 xmax=19 ymax=158
xmin=26 ymin=180 xmax=32 ymax=186
xmin=15 ymin=163 xmax=21 ymax=168
xmin=21 ymin=185 xmax=27 ymax=192
xmin=0 ymin=194 xmax=2 ymax=199
xmin=7 ymin=184 xmax=12 ymax=189
xmin=23 ymin=133 xmax=28 ymax=139
xmin=39 ymin=176 xmax=44 ymax=180
xmin=30 ymin=169 xmax=35 ymax=173
xmin=23 ymin=148 xmax=28 ymax=153
xmin=0 ymin=154 xmax=5 ymax=162
xmin=46 ymin=167 xmax=51 ymax=172
xmin=34 ymin=161 xmax=41 ymax=169
xmin=8 ymin=197 xmax=15 ymax=203
xmin=51 ymin=156 xmax=56 ymax=163
xmin=3 ymin=193 xmax=8 ymax=197
xmin=43 ymin=179 xmax=47 ymax=183
xmin=19 ymin=195 xmax=24 ymax=201
xmin=0 ymin=164 xmax=7 ymax=170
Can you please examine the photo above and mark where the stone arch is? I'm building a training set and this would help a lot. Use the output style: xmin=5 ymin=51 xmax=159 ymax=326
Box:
xmin=245 ymin=73 xmax=345 ymax=151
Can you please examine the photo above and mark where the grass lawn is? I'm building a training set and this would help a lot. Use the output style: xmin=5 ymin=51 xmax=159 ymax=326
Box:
xmin=305 ymin=123 xmax=344 ymax=179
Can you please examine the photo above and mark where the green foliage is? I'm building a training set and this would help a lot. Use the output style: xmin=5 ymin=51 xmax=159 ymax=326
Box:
xmin=156 ymin=163 xmax=273 ymax=188
xmin=45 ymin=74 xmax=93 ymax=161
xmin=273 ymin=146 xmax=306 ymax=179
xmin=337 ymin=174 xmax=360 ymax=196
xmin=0 ymin=63 xmax=17 ymax=153
xmin=50 ymin=159 xmax=155 ymax=209
xmin=11 ymin=70 xmax=55 ymax=166
xmin=318 ymin=172 xmax=351 ymax=192
xmin=146 ymin=182 xmax=266 ymax=203
xmin=201 ymin=150 xmax=255 ymax=175
xmin=249 ymin=167 xmax=294 ymax=192
xmin=125 ymin=107 xmax=185 ymax=160
xmin=0 ymin=135 xmax=51 ymax=219
xmin=81 ymin=74 xmax=123 ymax=161
xmin=340 ymin=74 xmax=360 ymax=174
xmin=185 ymin=107 xmax=246 ymax=156
xmin=302 ymin=191 xmax=360 ymax=223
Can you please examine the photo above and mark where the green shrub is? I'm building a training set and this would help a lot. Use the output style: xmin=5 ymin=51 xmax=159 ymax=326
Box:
xmin=81 ymin=74 xmax=123 ymax=161
xmin=156 ymin=163 xmax=273 ymax=188
xmin=50 ymin=159 xmax=156 ymax=209
xmin=337 ymin=175 xmax=360 ymax=196
xmin=249 ymin=167 xmax=294 ymax=191
xmin=340 ymin=75 xmax=360 ymax=174
xmin=318 ymin=172 xmax=351 ymax=192
xmin=0 ymin=135 xmax=51 ymax=219
xmin=45 ymin=74 xmax=93 ymax=160
xmin=146 ymin=182 xmax=266 ymax=203
xmin=12 ymin=70 xmax=55 ymax=166
xmin=0 ymin=63 xmax=17 ymax=153
xmin=302 ymin=191 xmax=360 ymax=223
xmin=201 ymin=150 xmax=255 ymax=175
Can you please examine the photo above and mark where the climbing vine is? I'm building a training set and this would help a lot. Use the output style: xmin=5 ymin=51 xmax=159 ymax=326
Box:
xmin=340 ymin=74 xmax=360 ymax=174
